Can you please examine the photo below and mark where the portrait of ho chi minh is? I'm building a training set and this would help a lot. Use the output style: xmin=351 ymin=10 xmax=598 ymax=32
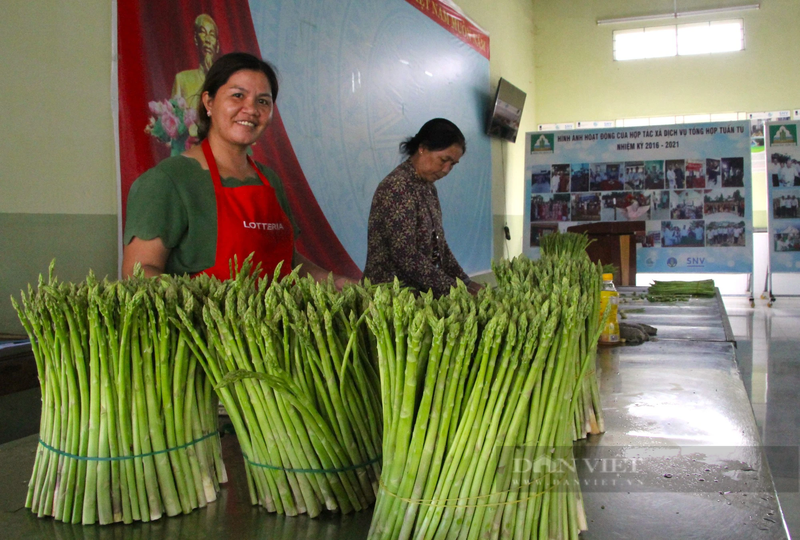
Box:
xmin=171 ymin=14 xmax=220 ymax=111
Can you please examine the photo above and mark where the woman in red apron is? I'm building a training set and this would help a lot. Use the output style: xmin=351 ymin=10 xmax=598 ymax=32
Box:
xmin=122 ymin=53 xmax=352 ymax=289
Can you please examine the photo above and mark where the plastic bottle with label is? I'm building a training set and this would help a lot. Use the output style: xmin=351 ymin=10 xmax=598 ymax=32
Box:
xmin=599 ymin=273 xmax=620 ymax=344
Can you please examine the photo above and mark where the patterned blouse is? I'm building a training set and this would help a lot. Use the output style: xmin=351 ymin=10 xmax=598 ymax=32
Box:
xmin=363 ymin=159 xmax=470 ymax=297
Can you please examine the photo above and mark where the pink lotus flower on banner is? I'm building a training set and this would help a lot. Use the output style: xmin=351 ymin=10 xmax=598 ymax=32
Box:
xmin=161 ymin=109 xmax=180 ymax=139
xmin=148 ymin=100 xmax=165 ymax=116
xmin=145 ymin=97 xmax=198 ymax=156
xmin=184 ymin=107 xmax=198 ymax=131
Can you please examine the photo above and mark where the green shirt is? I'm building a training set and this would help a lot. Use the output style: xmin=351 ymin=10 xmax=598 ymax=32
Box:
xmin=124 ymin=155 xmax=298 ymax=275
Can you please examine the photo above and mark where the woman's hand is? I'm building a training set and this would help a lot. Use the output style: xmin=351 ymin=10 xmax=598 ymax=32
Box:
xmin=294 ymin=251 xmax=357 ymax=291
xmin=467 ymin=280 xmax=485 ymax=296
xmin=332 ymin=274 xmax=358 ymax=291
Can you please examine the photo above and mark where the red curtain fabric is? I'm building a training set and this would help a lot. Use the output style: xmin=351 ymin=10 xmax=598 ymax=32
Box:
xmin=118 ymin=0 xmax=361 ymax=278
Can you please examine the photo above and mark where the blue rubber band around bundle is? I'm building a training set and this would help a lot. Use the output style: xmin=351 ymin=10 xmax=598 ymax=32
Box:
xmin=243 ymin=453 xmax=381 ymax=474
xmin=38 ymin=431 xmax=219 ymax=462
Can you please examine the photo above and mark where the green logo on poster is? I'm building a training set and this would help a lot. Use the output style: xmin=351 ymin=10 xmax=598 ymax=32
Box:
xmin=531 ymin=133 xmax=555 ymax=153
xmin=770 ymin=124 xmax=797 ymax=146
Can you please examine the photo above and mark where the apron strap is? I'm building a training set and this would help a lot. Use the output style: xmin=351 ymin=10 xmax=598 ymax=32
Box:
xmin=201 ymin=139 xmax=222 ymax=187
xmin=247 ymin=155 xmax=270 ymax=188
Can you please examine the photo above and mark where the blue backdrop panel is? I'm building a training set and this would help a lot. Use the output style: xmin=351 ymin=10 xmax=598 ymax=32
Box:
xmin=249 ymin=0 xmax=493 ymax=273
xmin=524 ymin=122 xmax=753 ymax=274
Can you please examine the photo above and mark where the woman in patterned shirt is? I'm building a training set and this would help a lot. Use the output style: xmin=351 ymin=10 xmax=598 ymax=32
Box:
xmin=363 ymin=118 xmax=483 ymax=297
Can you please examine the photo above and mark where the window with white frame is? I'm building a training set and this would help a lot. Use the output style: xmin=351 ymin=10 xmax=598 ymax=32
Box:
xmin=613 ymin=19 xmax=744 ymax=61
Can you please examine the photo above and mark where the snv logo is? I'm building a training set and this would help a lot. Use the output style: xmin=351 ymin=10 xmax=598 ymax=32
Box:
xmin=687 ymin=257 xmax=705 ymax=268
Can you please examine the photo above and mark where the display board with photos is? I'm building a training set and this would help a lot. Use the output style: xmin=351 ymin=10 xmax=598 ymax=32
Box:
xmin=765 ymin=121 xmax=800 ymax=271
xmin=523 ymin=121 xmax=753 ymax=274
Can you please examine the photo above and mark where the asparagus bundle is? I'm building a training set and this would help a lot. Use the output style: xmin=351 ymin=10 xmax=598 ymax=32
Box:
xmin=367 ymin=247 xmax=605 ymax=540
xmin=647 ymin=279 xmax=716 ymax=301
xmin=12 ymin=264 xmax=226 ymax=525
xmin=175 ymin=263 xmax=382 ymax=517
xmin=538 ymin=230 xmax=594 ymax=259
xmin=494 ymin=233 xmax=606 ymax=441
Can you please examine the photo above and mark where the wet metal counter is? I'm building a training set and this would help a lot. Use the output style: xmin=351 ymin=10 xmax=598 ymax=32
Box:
xmin=0 ymin=294 xmax=790 ymax=539
xmin=579 ymin=339 xmax=787 ymax=539
xmin=617 ymin=287 xmax=735 ymax=343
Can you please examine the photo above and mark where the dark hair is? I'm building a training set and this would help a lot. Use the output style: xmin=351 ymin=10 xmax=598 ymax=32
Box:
xmin=399 ymin=118 xmax=466 ymax=157
xmin=196 ymin=52 xmax=279 ymax=140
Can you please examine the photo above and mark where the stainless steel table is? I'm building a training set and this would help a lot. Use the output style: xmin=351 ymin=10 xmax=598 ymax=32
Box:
xmin=0 ymin=433 xmax=374 ymax=540
xmin=578 ymin=339 xmax=789 ymax=539
xmin=617 ymin=288 xmax=735 ymax=343
xmin=0 ymin=296 xmax=788 ymax=539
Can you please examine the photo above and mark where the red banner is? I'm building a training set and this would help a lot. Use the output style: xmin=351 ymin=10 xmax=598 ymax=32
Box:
xmin=117 ymin=0 xmax=361 ymax=278
xmin=405 ymin=0 xmax=490 ymax=59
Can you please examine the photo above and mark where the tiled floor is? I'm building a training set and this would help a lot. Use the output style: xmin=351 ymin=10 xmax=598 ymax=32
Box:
xmin=724 ymin=295 xmax=800 ymax=539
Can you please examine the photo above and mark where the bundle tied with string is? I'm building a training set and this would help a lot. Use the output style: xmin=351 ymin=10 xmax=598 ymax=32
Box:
xmin=496 ymin=231 xmax=607 ymax=441
xmin=176 ymin=258 xmax=382 ymax=517
xmin=367 ymin=233 xmax=605 ymax=540
xmin=12 ymin=262 xmax=226 ymax=526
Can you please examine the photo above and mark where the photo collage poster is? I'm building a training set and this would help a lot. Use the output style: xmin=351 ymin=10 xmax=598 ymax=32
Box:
xmin=765 ymin=121 xmax=800 ymax=271
xmin=523 ymin=121 xmax=753 ymax=273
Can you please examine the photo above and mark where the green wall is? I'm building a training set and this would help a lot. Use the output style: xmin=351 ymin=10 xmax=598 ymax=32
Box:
xmin=0 ymin=214 xmax=119 ymax=328
xmin=1 ymin=0 xmax=117 ymax=333
xmin=531 ymin=0 xmax=800 ymax=229
xmin=4 ymin=0 xmax=796 ymax=332
xmin=457 ymin=0 xmax=538 ymax=262
xmin=0 ymin=0 xmax=538 ymax=333
xmin=532 ymin=0 xmax=799 ymax=121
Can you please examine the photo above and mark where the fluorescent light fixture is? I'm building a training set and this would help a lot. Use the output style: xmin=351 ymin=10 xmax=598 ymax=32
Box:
xmin=598 ymin=3 xmax=759 ymax=25
xmin=676 ymin=4 xmax=759 ymax=18
xmin=600 ymin=13 xmax=675 ymax=25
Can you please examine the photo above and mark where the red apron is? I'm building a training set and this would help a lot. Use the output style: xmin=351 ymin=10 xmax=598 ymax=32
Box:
xmin=194 ymin=139 xmax=294 ymax=280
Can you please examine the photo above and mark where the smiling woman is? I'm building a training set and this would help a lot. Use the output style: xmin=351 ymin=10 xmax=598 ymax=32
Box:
xmin=122 ymin=52 xmax=354 ymax=288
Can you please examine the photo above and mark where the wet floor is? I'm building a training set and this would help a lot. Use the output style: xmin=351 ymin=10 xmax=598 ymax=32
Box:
xmin=724 ymin=296 xmax=800 ymax=539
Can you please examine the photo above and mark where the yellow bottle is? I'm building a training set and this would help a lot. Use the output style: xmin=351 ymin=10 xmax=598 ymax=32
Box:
xmin=599 ymin=273 xmax=620 ymax=344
